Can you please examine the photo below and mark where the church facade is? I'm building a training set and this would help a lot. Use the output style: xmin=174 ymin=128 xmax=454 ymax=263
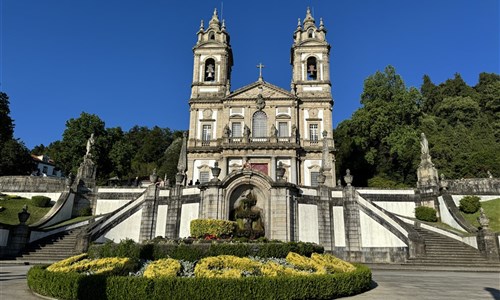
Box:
xmin=186 ymin=8 xmax=336 ymax=188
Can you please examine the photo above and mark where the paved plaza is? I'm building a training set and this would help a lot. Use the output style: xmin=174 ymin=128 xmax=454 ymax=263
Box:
xmin=0 ymin=264 xmax=498 ymax=300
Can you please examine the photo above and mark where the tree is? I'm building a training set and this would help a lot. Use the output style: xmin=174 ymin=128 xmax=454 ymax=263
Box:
xmin=0 ymin=92 xmax=34 ymax=175
xmin=0 ymin=92 xmax=14 ymax=143
xmin=336 ymin=66 xmax=421 ymax=186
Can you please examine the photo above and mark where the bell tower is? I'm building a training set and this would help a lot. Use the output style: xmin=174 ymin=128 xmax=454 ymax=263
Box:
xmin=190 ymin=9 xmax=233 ymax=99
xmin=290 ymin=7 xmax=331 ymax=101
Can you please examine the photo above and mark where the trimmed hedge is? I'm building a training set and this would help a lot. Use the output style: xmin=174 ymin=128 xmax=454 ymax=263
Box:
xmin=89 ymin=240 xmax=324 ymax=262
xmin=190 ymin=219 xmax=237 ymax=238
xmin=415 ymin=206 xmax=437 ymax=222
xmin=459 ymin=195 xmax=481 ymax=214
xmin=31 ymin=196 xmax=51 ymax=207
xmin=28 ymin=263 xmax=371 ymax=300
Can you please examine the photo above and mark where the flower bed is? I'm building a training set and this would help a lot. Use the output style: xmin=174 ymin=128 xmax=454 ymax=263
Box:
xmin=28 ymin=252 xmax=371 ymax=300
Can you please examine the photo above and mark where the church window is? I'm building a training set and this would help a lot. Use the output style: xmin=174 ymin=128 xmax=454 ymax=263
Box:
xmin=199 ymin=171 xmax=210 ymax=183
xmin=202 ymin=124 xmax=211 ymax=145
xmin=252 ymin=111 xmax=267 ymax=137
xmin=232 ymin=122 xmax=242 ymax=137
xmin=311 ymin=171 xmax=319 ymax=187
xmin=204 ymin=58 xmax=216 ymax=81
xmin=309 ymin=124 xmax=319 ymax=143
xmin=308 ymin=29 xmax=315 ymax=38
xmin=208 ymin=32 xmax=215 ymax=40
xmin=306 ymin=57 xmax=318 ymax=80
xmin=278 ymin=122 xmax=288 ymax=137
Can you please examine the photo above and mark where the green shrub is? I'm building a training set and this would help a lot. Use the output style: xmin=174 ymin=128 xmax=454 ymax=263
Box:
xmin=190 ymin=219 xmax=237 ymax=238
xmin=78 ymin=206 xmax=92 ymax=216
xmin=459 ymin=195 xmax=481 ymax=214
xmin=89 ymin=240 xmax=324 ymax=262
xmin=31 ymin=196 xmax=52 ymax=207
xmin=415 ymin=206 xmax=437 ymax=222
xmin=28 ymin=264 xmax=372 ymax=300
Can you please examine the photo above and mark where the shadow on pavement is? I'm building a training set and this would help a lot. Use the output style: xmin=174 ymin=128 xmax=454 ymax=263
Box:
xmin=485 ymin=287 xmax=500 ymax=300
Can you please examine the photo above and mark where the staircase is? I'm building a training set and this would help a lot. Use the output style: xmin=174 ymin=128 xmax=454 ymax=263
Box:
xmin=406 ymin=227 xmax=500 ymax=269
xmin=16 ymin=229 xmax=83 ymax=264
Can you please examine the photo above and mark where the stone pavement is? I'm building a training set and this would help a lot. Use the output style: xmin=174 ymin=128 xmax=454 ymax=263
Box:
xmin=0 ymin=264 xmax=498 ymax=300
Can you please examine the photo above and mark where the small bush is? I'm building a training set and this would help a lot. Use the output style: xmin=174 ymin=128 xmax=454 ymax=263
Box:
xmin=78 ymin=206 xmax=92 ymax=216
xmin=31 ymin=195 xmax=52 ymax=207
xmin=143 ymin=258 xmax=181 ymax=278
xmin=415 ymin=206 xmax=437 ymax=222
xmin=459 ymin=195 xmax=481 ymax=214
xmin=190 ymin=219 xmax=237 ymax=238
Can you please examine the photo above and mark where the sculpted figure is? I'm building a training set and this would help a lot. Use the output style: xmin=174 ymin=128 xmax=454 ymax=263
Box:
xmin=86 ymin=133 xmax=95 ymax=156
xmin=420 ymin=133 xmax=429 ymax=155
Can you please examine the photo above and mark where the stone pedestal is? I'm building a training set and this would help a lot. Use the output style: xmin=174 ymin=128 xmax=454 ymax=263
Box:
xmin=477 ymin=229 xmax=500 ymax=261
xmin=139 ymin=185 xmax=159 ymax=242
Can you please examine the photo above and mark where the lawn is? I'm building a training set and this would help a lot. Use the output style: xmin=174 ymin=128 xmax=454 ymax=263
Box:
xmin=460 ymin=198 xmax=500 ymax=233
xmin=0 ymin=195 xmax=52 ymax=225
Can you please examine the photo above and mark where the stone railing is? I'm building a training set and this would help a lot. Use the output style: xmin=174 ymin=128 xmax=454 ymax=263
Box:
xmin=442 ymin=178 xmax=500 ymax=195
xmin=0 ymin=176 xmax=67 ymax=193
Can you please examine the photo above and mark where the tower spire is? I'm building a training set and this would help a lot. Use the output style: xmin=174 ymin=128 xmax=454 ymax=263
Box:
xmin=209 ymin=8 xmax=220 ymax=29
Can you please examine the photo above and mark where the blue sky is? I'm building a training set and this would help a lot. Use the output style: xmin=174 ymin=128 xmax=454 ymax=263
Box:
xmin=1 ymin=0 xmax=498 ymax=150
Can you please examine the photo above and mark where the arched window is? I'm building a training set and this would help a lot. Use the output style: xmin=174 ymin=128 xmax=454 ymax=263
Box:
xmin=306 ymin=56 xmax=318 ymax=80
xmin=208 ymin=32 xmax=215 ymax=40
xmin=204 ymin=58 xmax=216 ymax=82
xmin=308 ymin=29 xmax=315 ymax=38
xmin=252 ymin=111 xmax=267 ymax=137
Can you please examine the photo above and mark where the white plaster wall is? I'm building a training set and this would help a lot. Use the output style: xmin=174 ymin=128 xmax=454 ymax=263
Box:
xmin=358 ymin=189 xmax=415 ymax=195
xmin=95 ymin=200 xmax=131 ymax=215
xmin=192 ymin=159 xmax=216 ymax=183
xmin=39 ymin=193 xmax=75 ymax=228
xmin=179 ymin=203 xmax=200 ymax=238
xmin=303 ymin=160 xmax=321 ymax=186
xmin=97 ymin=188 xmax=145 ymax=193
xmin=451 ymin=195 xmax=500 ymax=205
xmin=300 ymin=188 xmax=316 ymax=196
xmin=100 ymin=209 xmax=143 ymax=242
xmin=359 ymin=210 xmax=406 ymax=247
xmin=437 ymin=196 xmax=467 ymax=231
xmin=331 ymin=191 xmax=343 ymax=198
xmin=183 ymin=187 xmax=201 ymax=196
xmin=0 ymin=229 xmax=9 ymax=246
xmin=373 ymin=201 xmax=415 ymax=218
xmin=0 ymin=192 xmax=62 ymax=203
xmin=155 ymin=205 xmax=168 ymax=238
xmin=159 ymin=190 xmax=170 ymax=197
xmin=298 ymin=204 xmax=319 ymax=244
xmin=332 ymin=207 xmax=346 ymax=247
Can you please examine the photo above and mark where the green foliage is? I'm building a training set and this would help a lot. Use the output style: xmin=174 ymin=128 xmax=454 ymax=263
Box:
xmin=0 ymin=92 xmax=14 ymax=143
xmin=89 ymin=240 xmax=324 ymax=262
xmin=78 ymin=206 xmax=92 ymax=217
xmin=30 ymin=196 xmax=52 ymax=207
xmin=460 ymin=198 xmax=500 ymax=232
xmin=336 ymin=68 xmax=500 ymax=186
xmin=0 ymin=196 xmax=51 ymax=225
xmin=190 ymin=219 xmax=237 ymax=238
xmin=28 ymin=263 xmax=371 ymax=300
xmin=459 ymin=195 xmax=481 ymax=214
xmin=415 ymin=206 xmax=437 ymax=222
xmin=0 ymin=139 xmax=35 ymax=176
xmin=368 ymin=175 xmax=408 ymax=188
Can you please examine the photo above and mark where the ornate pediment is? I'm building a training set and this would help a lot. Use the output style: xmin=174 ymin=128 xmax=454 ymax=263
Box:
xmin=227 ymin=81 xmax=295 ymax=100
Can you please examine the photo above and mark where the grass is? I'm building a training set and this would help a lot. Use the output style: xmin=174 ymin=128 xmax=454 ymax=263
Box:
xmin=460 ymin=198 xmax=500 ymax=233
xmin=0 ymin=195 xmax=52 ymax=225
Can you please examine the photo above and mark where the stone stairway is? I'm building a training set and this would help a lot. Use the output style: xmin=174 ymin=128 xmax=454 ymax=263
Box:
xmin=406 ymin=227 xmax=500 ymax=269
xmin=16 ymin=229 xmax=83 ymax=264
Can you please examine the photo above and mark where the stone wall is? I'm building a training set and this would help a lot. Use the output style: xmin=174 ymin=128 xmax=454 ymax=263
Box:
xmin=0 ymin=176 xmax=66 ymax=193
xmin=444 ymin=178 xmax=500 ymax=195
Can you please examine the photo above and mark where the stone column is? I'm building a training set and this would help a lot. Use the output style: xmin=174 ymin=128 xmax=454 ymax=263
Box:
xmin=317 ymin=185 xmax=333 ymax=251
xmin=342 ymin=170 xmax=362 ymax=260
xmin=291 ymin=157 xmax=297 ymax=184
xmin=270 ymin=156 xmax=276 ymax=181
xmin=476 ymin=209 xmax=500 ymax=261
xmin=139 ymin=185 xmax=159 ymax=242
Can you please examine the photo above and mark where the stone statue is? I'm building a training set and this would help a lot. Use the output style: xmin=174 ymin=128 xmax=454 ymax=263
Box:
xmin=223 ymin=124 xmax=231 ymax=138
xmin=85 ymin=133 xmax=95 ymax=156
xmin=270 ymin=124 xmax=277 ymax=137
xmin=477 ymin=207 xmax=489 ymax=228
xmin=420 ymin=133 xmax=429 ymax=155
xmin=243 ymin=125 xmax=251 ymax=138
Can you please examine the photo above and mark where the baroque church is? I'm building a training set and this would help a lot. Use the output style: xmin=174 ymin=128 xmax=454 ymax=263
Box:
xmin=186 ymin=8 xmax=336 ymax=188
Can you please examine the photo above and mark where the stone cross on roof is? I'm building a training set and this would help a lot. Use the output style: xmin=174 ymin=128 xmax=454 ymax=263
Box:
xmin=257 ymin=63 xmax=265 ymax=81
